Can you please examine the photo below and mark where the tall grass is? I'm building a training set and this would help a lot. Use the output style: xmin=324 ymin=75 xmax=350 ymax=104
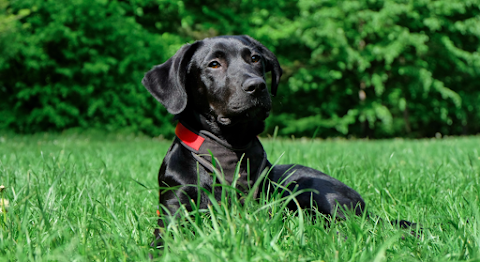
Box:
xmin=0 ymin=133 xmax=479 ymax=261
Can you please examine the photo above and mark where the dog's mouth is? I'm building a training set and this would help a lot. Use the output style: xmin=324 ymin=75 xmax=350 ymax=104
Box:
xmin=217 ymin=116 xmax=233 ymax=125
xmin=217 ymin=106 xmax=269 ymax=126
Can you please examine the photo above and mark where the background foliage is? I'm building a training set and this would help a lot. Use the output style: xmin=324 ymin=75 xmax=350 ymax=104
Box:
xmin=1 ymin=0 xmax=479 ymax=138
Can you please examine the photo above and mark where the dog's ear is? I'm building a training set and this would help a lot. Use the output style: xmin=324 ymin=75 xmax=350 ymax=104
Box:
xmin=263 ymin=49 xmax=282 ymax=96
xmin=238 ymin=35 xmax=283 ymax=96
xmin=142 ymin=41 xmax=201 ymax=115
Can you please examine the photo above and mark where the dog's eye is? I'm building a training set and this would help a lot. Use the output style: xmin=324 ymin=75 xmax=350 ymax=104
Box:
xmin=251 ymin=55 xmax=260 ymax=63
xmin=208 ymin=61 xmax=221 ymax=68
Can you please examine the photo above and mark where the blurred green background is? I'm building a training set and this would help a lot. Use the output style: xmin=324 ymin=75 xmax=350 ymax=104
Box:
xmin=1 ymin=0 xmax=479 ymax=139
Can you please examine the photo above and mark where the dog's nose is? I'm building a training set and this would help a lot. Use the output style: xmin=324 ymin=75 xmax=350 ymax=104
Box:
xmin=242 ymin=78 xmax=266 ymax=95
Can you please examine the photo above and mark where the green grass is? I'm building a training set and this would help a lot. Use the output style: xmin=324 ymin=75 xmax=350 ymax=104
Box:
xmin=0 ymin=132 xmax=479 ymax=261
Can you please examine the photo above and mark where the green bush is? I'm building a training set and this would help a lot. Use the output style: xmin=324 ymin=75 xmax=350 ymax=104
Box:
xmin=273 ymin=0 xmax=480 ymax=138
xmin=0 ymin=0 xmax=185 ymax=137
xmin=1 ymin=0 xmax=479 ymax=138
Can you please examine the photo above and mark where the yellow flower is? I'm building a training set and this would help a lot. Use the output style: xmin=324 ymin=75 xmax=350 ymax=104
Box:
xmin=0 ymin=185 xmax=5 ymax=192
xmin=0 ymin=199 xmax=8 ymax=213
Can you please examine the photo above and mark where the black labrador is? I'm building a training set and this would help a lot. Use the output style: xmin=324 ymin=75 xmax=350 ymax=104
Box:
xmin=143 ymin=35 xmax=366 ymax=243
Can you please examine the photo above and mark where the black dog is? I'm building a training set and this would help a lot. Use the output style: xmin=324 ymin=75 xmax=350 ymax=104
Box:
xmin=143 ymin=35 xmax=365 ymax=243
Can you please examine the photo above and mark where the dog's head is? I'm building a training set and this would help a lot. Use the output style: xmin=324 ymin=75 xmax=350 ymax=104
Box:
xmin=142 ymin=35 xmax=282 ymax=129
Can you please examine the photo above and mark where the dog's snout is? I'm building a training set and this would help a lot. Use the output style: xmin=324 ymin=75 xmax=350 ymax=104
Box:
xmin=242 ymin=78 xmax=266 ymax=94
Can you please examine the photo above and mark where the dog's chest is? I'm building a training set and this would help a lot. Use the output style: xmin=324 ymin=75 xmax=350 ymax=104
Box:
xmin=166 ymin=122 xmax=270 ymax=193
xmin=193 ymin=137 xmax=268 ymax=189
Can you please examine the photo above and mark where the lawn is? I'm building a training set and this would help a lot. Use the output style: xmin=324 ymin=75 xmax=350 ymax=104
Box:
xmin=0 ymin=132 xmax=479 ymax=261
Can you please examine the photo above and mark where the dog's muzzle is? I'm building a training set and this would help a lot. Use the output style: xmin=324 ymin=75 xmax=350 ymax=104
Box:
xmin=242 ymin=77 xmax=266 ymax=95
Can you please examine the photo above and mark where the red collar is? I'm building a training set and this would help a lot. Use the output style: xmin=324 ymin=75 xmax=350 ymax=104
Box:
xmin=175 ymin=122 xmax=205 ymax=151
